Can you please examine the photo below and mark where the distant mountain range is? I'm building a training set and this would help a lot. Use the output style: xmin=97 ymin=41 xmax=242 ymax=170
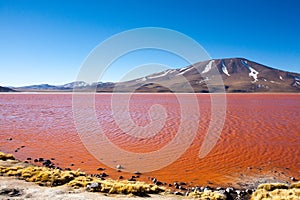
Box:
xmin=0 ymin=86 xmax=16 ymax=92
xmin=3 ymin=58 xmax=300 ymax=93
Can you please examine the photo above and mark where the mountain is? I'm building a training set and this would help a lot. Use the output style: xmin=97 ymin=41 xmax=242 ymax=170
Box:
xmin=0 ymin=86 xmax=16 ymax=92
xmin=14 ymin=81 xmax=92 ymax=92
xmin=11 ymin=58 xmax=300 ymax=93
xmin=97 ymin=58 xmax=300 ymax=93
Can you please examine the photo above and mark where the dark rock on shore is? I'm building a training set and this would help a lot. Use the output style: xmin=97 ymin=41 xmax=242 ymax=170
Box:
xmin=0 ymin=188 xmax=23 ymax=197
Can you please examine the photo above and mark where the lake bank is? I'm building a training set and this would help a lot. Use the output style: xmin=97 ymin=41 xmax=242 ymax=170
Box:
xmin=1 ymin=152 xmax=299 ymax=199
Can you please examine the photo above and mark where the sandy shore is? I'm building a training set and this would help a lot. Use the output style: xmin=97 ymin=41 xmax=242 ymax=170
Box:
xmin=0 ymin=176 xmax=185 ymax=200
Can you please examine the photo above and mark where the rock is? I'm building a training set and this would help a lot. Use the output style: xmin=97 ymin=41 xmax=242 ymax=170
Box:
xmin=26 ymin=157 xmax=32 ymax=160
xmin=100 ymin=173 xmax=108 ymax=177
xmin=203 ymin=186 xmax=213 ymax=191
xmin=0 ymin=188 xmax=22 ymax=197
xmin=134 ymin=171 xmax=142 ymax=175
xmin=65 ymin=168 xmax=71 ymax=171
xmin=50 ymin=158 xmax=55 ymax=160
xmin=128 ymin=177 xmax=136 ymax=181
xmin=34 ymin=159 xmax=38 ymax=162
xmin=291 ymin=177 xmax=298 ymax=182
xmin=246 ymin=189 xmax=254 ymax=194
xmin=97 ymin=167 xmax=104 ymax=171
xmin=226 ymin=187 xmax=234 ymax=193
xmin=7 ymin=138 xmax=12 ymax=141
xmin=116 ymin=164 xmax=122 ymax=169
xmin=38 ymin=158 xmax=44 ymax=162
xmin=86 ymin=182 xmax=100 ymax=192
xmin=179 ymin=185 xmax=187 ymax=190
xmin=155 ymin=181 xmax=163 ymax=186
xmin=42 ymin=160 xmax=52 ymax=166
xmin=174 ymin=191 xmax=183 ymax=196
xmin=193 ymin=187 xmax=200 ymax=192
xmin=218 ymin=189 xmax=227 ymax=195
xmin=119 ymin=176 xmax=123 ymax=179
xmin=21 ymin=146 xmax=25 ymax=148
xmin=179 ymin=181 xmax=186 ymax=185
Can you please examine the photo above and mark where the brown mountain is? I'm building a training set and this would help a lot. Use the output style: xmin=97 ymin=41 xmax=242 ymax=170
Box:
xmin=99 ymin=58 xmax=300 ymax=93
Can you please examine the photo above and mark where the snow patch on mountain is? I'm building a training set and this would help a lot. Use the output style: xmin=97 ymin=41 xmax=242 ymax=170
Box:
xmin=221 ymin=60 xmax=230 ymax=76
xmin=61 ymin=81 xmax=89 ymax=88
xmin=147 ymin=69 xmax=174 ymax=79
xmin=178 ymin=66 xmax=189 ymax=72
xmin=292 ymin=81 xmax=300 ymax=87
xmin=176 ymin=67 xmax=194 ymax=76
xmin=279 ymin=76 xmax=284 ymax=80
xmin=241 ymin=60 xmax=259 ymax=82
xmin=136 ymin=77 xmax=147 ymax=82
xmin=202 ymin=60 xmax=214 ymax=74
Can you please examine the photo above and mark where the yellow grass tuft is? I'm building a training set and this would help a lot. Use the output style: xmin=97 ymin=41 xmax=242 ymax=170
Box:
xmin=257 ymin=183 xmax=289 ymax=191
xmin=252 ymin=182 xmax=300 ymax=200
xmin=67 ymin=176 xmax=96 ymax=188
xmin=98 ymin=179 xmax=164 ymax=195
xmin=0 ymin=152 xmax=15 ymax=161
xmin=188 ymin=190 xmax=226 ymax=200
xmin=291 ymin=182 xmax=300 ymax=189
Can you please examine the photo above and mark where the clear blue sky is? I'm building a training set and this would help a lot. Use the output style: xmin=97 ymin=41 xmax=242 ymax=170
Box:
xmin=0 ymin=0 xmax=299 ymax=86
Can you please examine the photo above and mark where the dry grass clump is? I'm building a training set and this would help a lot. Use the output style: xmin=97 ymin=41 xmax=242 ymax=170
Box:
xmin=257 ymin=183 xmax=289 ymax=191
xmin=98 ymin=179 xmax=164 ymax=196
xmin=0 ymin=165 xmax=165 ymax=196
xmin=188 ymin=190 xmax=226 ymax=200
xmin=0 ymin=165 xmax=86 ymax=186
xmin=291 ymin=182 xmax=300 ymax=189
xmin=0 ymin=152 xmax=165 ymax=196
xmin=0 ymin=152 xmax=15 ymax=161
xmin=252 ymin=182 xmax=300 ymax=200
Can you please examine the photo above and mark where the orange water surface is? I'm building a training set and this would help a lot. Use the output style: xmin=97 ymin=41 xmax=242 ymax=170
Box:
xmin=0 ymin=93 xmax=299 ymax=188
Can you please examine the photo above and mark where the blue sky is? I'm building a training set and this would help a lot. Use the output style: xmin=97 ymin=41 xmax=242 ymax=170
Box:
xmin=0 ymin=0 xmax=299 ymax=86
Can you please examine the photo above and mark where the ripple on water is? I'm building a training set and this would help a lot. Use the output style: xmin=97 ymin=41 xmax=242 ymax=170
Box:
xmin=0 ymin=93 xmax=299 ymax=187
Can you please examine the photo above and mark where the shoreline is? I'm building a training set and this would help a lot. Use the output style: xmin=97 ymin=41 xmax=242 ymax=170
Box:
xmin=1 ymin=152 xmax=299 ymax=200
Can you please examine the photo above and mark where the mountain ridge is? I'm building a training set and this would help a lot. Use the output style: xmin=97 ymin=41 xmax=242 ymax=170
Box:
xmin=7 ymin=58 xmax=300 ymax=93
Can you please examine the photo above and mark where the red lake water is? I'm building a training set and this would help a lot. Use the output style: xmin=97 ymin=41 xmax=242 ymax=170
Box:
xmin=0 ymin=93 xmax=299 ymax=188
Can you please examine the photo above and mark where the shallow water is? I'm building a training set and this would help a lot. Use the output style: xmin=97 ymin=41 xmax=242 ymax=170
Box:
xmin=0 ymin=93 xmax=299 ymax=187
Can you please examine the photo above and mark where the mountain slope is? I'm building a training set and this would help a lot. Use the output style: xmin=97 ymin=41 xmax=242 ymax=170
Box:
xmin=103 ymin=58 xmax=300 ymax=93
xmin=14 ymin=81 xmax=93 ymax=92
xmin=11 ymin=58 xmax=300 ymax=93
xmin=0 ymin=86 xmax=16 ymax=92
